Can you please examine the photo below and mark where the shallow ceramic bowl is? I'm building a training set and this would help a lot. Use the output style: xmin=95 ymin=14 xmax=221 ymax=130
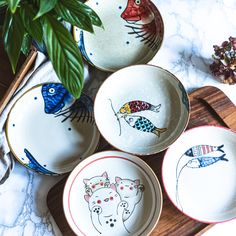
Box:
xmin=63 ymin=150 xmax=162 ymax=236
xmin=6 ymin=83 xmax=100 ymax=175
xmin=94 ymin=64 xmax=190 ymax=155
xmin=162 ymin=126 xmax=236 ymax=223
xmin=73 ymin=0 xmax=164 ymax=71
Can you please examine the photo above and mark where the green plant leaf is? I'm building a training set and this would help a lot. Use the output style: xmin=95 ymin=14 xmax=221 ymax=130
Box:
xmin=19 ymin=3 xmax=43 ymax=42
xmin=43 ymin=14 xmax=84 ymax=98
xmin=0 ymin=0 xmax=7 ymax=8
xmin=7 ymin=0 xmax=20 ymax=13
xmin=2 ymin=9 xmax=25 ymax=73
xmin=55 ymin=0 xmax=93 ymax=33
xmin=21 ymin=33 xmax=32 ymax=55
xmin=73 ymin=0 xmax=102 ymax=27
xmin=34 ymin=0 xmax=58 ymax=19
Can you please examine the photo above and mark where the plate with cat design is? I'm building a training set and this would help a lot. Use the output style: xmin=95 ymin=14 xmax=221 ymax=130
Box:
xmin=94 ymin=64 xmax=190 ymax=155
xmin=162 ymin=126 xmax=236 ymax=223
xmin=73 ymin=0 xmax=164 ymax=71
xmin=6 ymin=83 xmax=100 ymax=175
xmin=63 ymin=150 xmax=163 ymax=236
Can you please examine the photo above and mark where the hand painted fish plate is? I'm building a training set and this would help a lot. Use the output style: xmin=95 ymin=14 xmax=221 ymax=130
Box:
xmin=63 ymin=150 xmax=163 ymax=236
xmin=73 ymin=0 xmax=164 ymax=72
xmin=162 ymin=126 xmax=236 ymax=223
xmin=94 ymin=64 xmax=190 ymax=155
xmin=6 ymin=83 xmax=100 ymax=175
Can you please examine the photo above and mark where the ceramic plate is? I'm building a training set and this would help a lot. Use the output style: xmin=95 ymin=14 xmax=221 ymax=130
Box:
xmin=6 ymin=83 xmax=100 ymax=175
xmin=73 ymin=0 xmax=164 ymax=71
xmin=162 ymin=126 xmax=236 ymax=223
xmin=94 ymin=64 xmax=190 ymax=155
xmin=63 ymin=150 xmax=162 ymax=236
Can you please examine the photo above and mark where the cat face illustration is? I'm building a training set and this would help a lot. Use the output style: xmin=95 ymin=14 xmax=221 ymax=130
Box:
xmin=115 ymin=177 xmax=140 ymax=198
xmin=84 ymin=184 xmax=121 ymax=215
xmin=83 ymin=171 xmax=110 ymax=195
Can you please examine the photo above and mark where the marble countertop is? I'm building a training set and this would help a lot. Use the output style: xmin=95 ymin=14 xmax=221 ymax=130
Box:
xmin=1 ymin=0 xmax=236 ymax=235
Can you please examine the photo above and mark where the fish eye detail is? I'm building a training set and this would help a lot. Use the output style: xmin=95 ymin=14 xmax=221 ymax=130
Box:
xmin=135 ymin=0 xmax=141 ymax=5
xmin=48 ymin=88 xmax=55 ymax=94
xmin=129 ymin=118 xmax=133 ymax=122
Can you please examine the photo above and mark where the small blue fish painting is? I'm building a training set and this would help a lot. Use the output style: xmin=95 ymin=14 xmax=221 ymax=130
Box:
xmin=42 ymin=83 xmax=73 ymax=114
xmin=186 ymin=154 xmax=228 ymax=168
xmin=124 ymin=115 xmax=167 ymax=137
xmin=175 ymin=145 xmax=228 ymax=211
xmin=78 ymin=31 xmax=93 ymax=65
xmin=24 ymin=149 xmax=57 ymax=175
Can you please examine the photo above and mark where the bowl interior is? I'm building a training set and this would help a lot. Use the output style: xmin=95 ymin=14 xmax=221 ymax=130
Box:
xmin=6 ymin=83 xmax=100 ymax=175
xmin=74 ymin=0 xmax=164 ymax=71
xmin=94 ymin=65 xmax=189 ymax=155
xmin=63 ymin=151 xmax=162 ymax=236
xmin=162 ymin=126 xmax=236 ymax=223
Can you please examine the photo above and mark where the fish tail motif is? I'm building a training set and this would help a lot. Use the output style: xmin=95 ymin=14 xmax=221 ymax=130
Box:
xmin=217 ymin=144 xmax=225 ymax=153
xmin=149 ymin=104 xmax=161 ymax=113
xmin=152 ymin=127 xmax=167 ymax=137
xmin=220 ymin=155 xmax=229 ymax=162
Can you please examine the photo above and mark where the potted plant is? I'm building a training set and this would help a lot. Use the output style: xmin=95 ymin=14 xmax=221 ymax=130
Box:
xmin=0 ymin=0 xmax=102 ymax=98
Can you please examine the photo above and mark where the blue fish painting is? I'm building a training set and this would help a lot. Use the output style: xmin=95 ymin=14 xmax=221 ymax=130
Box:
xmin=24 ymin=149 xmax=57 ymax=175
xmin=186 ymin=154 xmax=228 ymax=168
xmin=78 ymin=31 xmax=93 ymax=65
xmin=175 ymin=145 xmax=228 ymax=211
xmin=42 ymin=83 xmax=73 ymax=114
xmin=55 ymin=93 xmax=94 ymax=124
xmin=124 ymin=115 xmax=167 ymax=137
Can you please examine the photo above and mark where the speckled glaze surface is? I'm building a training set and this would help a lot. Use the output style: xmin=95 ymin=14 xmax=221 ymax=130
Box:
xmin=6 ymin=83 xmax=100 ymax=175
xmin=162 ymin=126 xmax=236 ymax=223
xmin=94 ymin=65 xmax=189 ymax=155
xmin=63 ymin=151 xmax=162 ymax=236
xmin=74 ymin=0 xmax=164 ymax=71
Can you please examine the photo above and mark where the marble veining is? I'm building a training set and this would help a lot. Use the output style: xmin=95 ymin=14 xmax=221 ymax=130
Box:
xmin=1 ymin=0 xmax=236 ymax=235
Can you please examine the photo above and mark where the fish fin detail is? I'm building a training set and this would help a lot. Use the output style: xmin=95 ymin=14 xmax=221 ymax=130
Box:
xmin=153 ymin=127 xmax=167 ymax=137
xmin=150 ymin=104 xmax=161 ymax=113
xmin=218 ymin=144 xmax=225 ymax=153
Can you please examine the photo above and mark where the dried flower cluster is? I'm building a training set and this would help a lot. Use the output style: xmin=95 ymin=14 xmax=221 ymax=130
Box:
xmin=210 ymin=37 xmax=236 ymax=84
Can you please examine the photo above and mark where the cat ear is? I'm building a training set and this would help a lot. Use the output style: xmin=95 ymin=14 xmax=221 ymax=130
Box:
xmin=84 ymin=195 xmax=91 ymax=202
xmin=83 ymin=179 xmax=89 ymax=184
xmin=110 ymin=183 xmax=117 ymax=191
xmin=102 ymin=172 xmax=108 ymax=178
xmin=115 ymin=177 xmax=121 ymax=183
xmin=134 ymin=179 xmax=140 ymax=186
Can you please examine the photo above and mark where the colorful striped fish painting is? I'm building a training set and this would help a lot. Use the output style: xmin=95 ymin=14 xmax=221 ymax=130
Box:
xmin=184 ymin=144 xmax=224 ymax=157
xmin=118 ymin=100 xmax=161 ymax=114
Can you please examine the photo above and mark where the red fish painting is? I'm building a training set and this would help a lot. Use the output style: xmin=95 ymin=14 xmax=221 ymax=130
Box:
xmin=121 ymin=0 xmax=164 ymax=50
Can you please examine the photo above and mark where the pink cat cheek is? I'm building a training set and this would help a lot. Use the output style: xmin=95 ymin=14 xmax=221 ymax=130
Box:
xmin=97 ymin=200 xmax=102 ymax=204
xmin=120 ymin=186 xmax=124 ymax=190
xmin=100 ymin=182 xmax=104 ymax=186
xmin=92 ymin=185 xmax=96 ymax=189
xmin=110 ymin=197 xmax=114 ymax=201
xmin=130 ymin=187 xmax=133 ymax=190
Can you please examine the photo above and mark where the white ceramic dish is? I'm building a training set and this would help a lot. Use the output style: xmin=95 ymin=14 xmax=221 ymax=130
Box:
xmin=73 ymin=0 xmax=164 ymax=72
xmin=6 ymin=83 xmax=100 ymax=175
xmin=63 ymin=150 xmax=162 ymax=236
xmin=94 ymin=64 xmax=190 ymax=155
xmin=162 ymin=126 xmax=236 ymax=223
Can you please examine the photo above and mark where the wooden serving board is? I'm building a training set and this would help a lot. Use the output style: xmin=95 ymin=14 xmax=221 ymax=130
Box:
xmin=47 ymin=86 xmax=236 ymax=236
